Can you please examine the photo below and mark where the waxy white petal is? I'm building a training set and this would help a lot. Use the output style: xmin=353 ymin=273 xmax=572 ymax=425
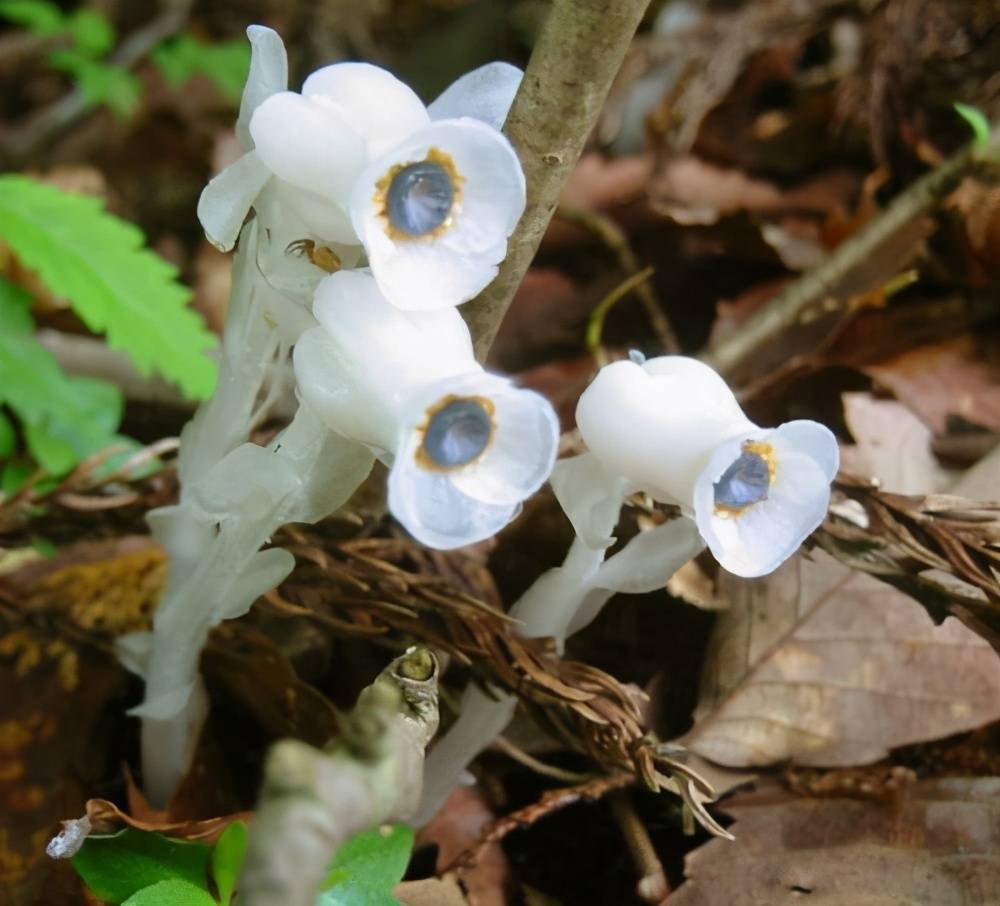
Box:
xmin=388 ymin=371 xmax=558 ymax=548
xmin=577 ymin=357 xmax=752 ymax=507
xmin=294 ymin=271 xmax=475 ymax=450
xmin=428 ymin=61 xmax=523 ymax=129
xmin=692 ymin=422 xmax=838 ymax=577
xmin=197 ymin=150 xmax=271 ymax=251
xmin=237 ymin=25 xmax=289 ymax=150
xmin=250 ymin=91 xmax=367 ymax=208
xmin=302 ymin=62 xmax=429 ymax=156
xmin=351 ymin=117 xmax=525 ymax=310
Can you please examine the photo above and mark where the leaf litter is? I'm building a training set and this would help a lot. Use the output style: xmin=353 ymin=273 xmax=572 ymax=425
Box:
xmin=3 ymin=1 xmax=1000 ymax=904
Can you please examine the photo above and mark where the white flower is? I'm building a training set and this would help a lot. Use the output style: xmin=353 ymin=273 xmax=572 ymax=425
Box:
xmin=249 ymin=62 xmax=431 ymax=244
xmin=349 ymin=117 xmax=525 ymax=310
xmin=198 ymin=24 xmax=524 ymax=296
xmin=575 ymin=356 xmax=839 ymax=578
xmin=293 ymin=271 xmax=558 ymax=548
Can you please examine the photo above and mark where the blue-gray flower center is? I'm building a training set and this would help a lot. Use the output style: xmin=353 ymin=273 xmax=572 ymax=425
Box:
xmin=714 ymin=451 xmax=770 ymax=511
xmin=386 ymin=161 xmax=454 ymax=237
xmin=422 ymin=398 xmax=493 ymax=468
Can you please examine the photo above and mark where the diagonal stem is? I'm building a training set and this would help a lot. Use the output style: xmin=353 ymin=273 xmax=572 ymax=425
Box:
xmin=462 ymin=0 xmax=654 ymax=360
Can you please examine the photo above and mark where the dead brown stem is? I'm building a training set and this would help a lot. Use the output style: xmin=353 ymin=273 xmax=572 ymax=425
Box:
xmin=703 ymin=132 xmax=1000 ymax=378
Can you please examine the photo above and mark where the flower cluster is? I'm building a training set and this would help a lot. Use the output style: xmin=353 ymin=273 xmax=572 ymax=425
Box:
xmin=199 ymin=27 xmax=838 ymax=565
xmin=194 ymin=27 xmax=554 ymax=549
xmin=294 ymin=271 xmax=557 ymax=548
xmin=574 ymin=355 xmax=839 ymax=577
xmin=201 ymin=26 xmax=525 ymax=311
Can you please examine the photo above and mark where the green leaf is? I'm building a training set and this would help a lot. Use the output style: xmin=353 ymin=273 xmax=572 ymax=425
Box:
xmin=151 ymin=34 xmax=198 ymax=86
xmin=0 ymin=0 xmax=63 ymax=34
xmin=152 ymin=34 xmax=250 ymax=103
xmin=0 ymin=278 xmax=124 ymax=474
xmin=65 ymin=8 xmax=115 ymax=57
xmin=0 ymin=176 xmax=217 ymax=399
xmin=194 ymin=40 xmax=251 ymax=103
xmin=49 ymin=51 xmax=142 ymax=116
xmin=317 ymin=825 xmax=413 ymax=906
xmin=954 ymin=102 xmax=991 ymax=148
xmin=71 ymin=829 xmax=212 ymax=904
xmin=0 ymin=461 xmax=32 ymax=496
xmin=0 ymin=411 xmax=15 ymax=458
xmin=123 ymin=879 xmax=219 ymax=906
xmin=211 ymin=822 xmax=248 ymax=906
xmin=30 ymin=535 xmax=57 ymax=557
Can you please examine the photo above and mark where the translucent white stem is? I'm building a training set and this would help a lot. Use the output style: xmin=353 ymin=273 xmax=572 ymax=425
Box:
xmin=415 ymin=528 xmax=613 ymax=824
xmin=418 ymin=500 xmax=706 ymax=823
xmin=136 ymin=221 xmax=374 ymax=805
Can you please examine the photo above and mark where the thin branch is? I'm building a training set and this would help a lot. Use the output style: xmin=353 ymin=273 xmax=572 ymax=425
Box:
xmin=0 ymin=0 xmax=193 ymax=163
xmin=703 ymin=131 xmax=1000 ymax=377
xmin=560 ymin=206 xmax=681 ymax=354
xmin=586 ymin=265 xmax=656 ymax=366
xmin=463 ymin=0 xmax=653 ymax=360
xmin=238 ymin=648 xmax=440 ymax=906
xmin=609 ymin=790 xmax=669 ymax=904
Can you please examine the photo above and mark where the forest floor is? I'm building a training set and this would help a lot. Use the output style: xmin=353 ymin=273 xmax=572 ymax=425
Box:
xmin=2 ymin=1 xmax=1000 ymax=904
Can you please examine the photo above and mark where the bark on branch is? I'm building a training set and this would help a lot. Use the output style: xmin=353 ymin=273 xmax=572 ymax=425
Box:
xmin=463 ymin=0 xmax=653 ymax=360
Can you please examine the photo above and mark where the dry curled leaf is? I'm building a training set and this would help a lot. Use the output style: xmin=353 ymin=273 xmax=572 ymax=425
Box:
xmin=667 ymin=776 xmax=1000 ymax=905
xmin=683 ymin=550 xmax=1000 ymax=768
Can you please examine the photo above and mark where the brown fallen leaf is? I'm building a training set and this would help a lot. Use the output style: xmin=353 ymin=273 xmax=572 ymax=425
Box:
xmin=648 ymin=156 xmax=854 ymax=226
xmin=682 ymin=550 xmax=1000 ymax=768
xmin=417 ymin=785 xmax=510 ymax=906
xmin=666 ymin=776 xmax=1000 ymax=905
xmin=947 ymin=176 xmax=1000 ymax=280
xmin=840 ymin=392 xmax=957 ymax=494
xmin=865 ymin=333 xmax=1000 ymax=435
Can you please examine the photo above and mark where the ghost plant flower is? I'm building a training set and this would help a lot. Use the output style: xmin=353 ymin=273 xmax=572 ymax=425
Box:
xmin=417 ymin=357 xmax=835 ymax=822
xmin=348 ymin=117 xmax=525 ymax=310
xmin=200 ymin=25 xmax=525 ymax=310
xmin=293 ymin=270 xmax=558 ymax=548
xmin=575 ymin=355 xmax=839 ymax=577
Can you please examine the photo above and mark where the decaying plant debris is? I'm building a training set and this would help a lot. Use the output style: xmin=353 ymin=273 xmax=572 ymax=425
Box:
xmin=2 ymin=0 xmax=1000 ymax=904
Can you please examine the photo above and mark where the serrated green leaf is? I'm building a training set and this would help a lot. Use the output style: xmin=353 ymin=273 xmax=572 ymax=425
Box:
xmin=954 ymin=102 xmax=991 ymax=148
xmin=123 ymin=878 xmax=218 ymax=906
xmin=317 ymin=825 xmax=413 ymax=906
xmin=0 ymin=410 xmax=15 ymax=458
xmin=0 ymin=176 xmax=217 ymax=399
xmin=0 ymin=277 xmax=125 ymax=474
xmin=211 ymin=821 xmax=248 ymax=906
xmin=65 ymin=8 xmax=115 ymax=57
xmin=0 ymin=0 xmax=63 ymax=34
xmin=72 ymin=829 xmax=212 ymax=904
